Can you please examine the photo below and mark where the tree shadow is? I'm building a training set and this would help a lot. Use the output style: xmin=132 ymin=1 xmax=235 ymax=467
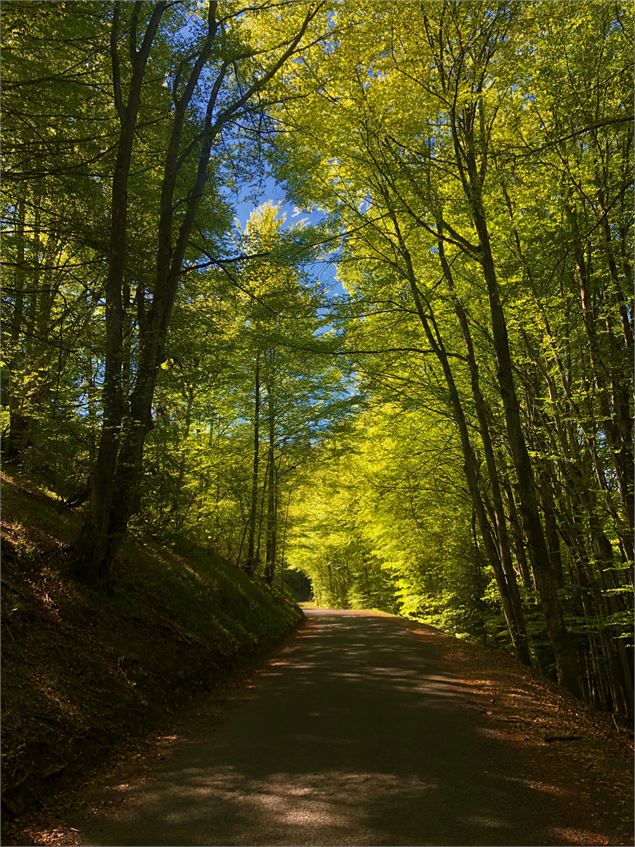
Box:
xmin=76 ymin=611 xmax=626 ymax=846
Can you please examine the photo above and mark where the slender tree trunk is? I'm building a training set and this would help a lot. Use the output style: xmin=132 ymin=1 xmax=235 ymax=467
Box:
xmin=7 ymin=197 xmax=45 ymax=461
xmin=264 ymin=363 xmax=277 ymax=584
xmin=245 ymin=352 xmax=261 ymax=574
xmin=256 ymin=451 xmax=269 ymax=567
xmin=170 ymin=384 xmax=194 ymax=534
xmin=463 ymin=151 xmax=581 ymax=695
xmin=438 ymin=235 xmax=531 ymax=665
xmin=6 ymin=196 xmax=28 ymax=462
xmin=566 ymin=200 xmax=634 ymax=544
xmin=386 ymin=208 xmax=529 ymax=662
xmin=279 ymin=488 xmax=293 ymax=591
xmin=501 ymin=476 xmax=534 ymax=592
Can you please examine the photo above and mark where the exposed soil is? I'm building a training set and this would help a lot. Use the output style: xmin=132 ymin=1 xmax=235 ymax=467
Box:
xmin=2 ymin=636 xmax=299 ymax=847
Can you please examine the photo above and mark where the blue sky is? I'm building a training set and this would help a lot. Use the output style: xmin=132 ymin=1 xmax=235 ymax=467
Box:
xmin=230 ymin=175 xmax=344 ymax=299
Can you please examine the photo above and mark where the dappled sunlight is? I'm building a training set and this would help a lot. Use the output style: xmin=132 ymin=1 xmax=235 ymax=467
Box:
xmin=104 ymin=766 xmax=437 ymax=837
xmin=253 ymin=614 xmax=481 ymax=711
xmin=464 ymin=815 xmax=507 ymax=831
xmin=478 ymin=726 xmax=525 ymax=743
xmin=502 ymin=775 xmax=572 ymax=798
xmin=549 ymin=828 xmax=612 ymax=846
xmin=35 ymin=671 xmax=83 ymax=722
xmin=69 ymin=610 xmax=621 ymax=847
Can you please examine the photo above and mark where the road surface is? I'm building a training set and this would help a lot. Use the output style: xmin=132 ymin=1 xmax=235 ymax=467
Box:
xmin=70 ymin=609 xmax=629 ymax=846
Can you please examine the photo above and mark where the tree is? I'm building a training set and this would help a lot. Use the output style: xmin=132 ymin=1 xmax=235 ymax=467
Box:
xmin=270 ymin=0 xmax=632 ymax=708
xmin=71 ymin=0 xmax=329 ymax=584
xmin=3 ymin=0 xmax=631 ymax=718
xmin=2 ymin=2 xmax=113 ymax=476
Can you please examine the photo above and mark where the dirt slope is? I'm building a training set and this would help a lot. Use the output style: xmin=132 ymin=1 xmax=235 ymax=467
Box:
xmin=1 ymin=473 xmax=302 ymax=828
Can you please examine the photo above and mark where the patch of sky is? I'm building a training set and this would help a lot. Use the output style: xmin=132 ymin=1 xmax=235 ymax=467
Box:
xmin=313 ymin=306 xmax=338 ymax=338
xmin=221 ymin=172 xmax=346 ymax=300
xmin=165 ymin=9 xmax=346 ymax=302
xmin=367 ymin=65 xmax=385 ymax=81
xmin=322 ymin=10 xmax=339 ymax=55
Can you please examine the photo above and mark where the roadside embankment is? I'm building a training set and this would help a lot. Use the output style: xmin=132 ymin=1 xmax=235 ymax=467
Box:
xmin=1 ymin=473 xmax=303 ymax=821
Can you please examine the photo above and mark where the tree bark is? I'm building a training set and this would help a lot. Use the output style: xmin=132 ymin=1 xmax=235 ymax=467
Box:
xmin=462 ymin=144 xmax=581 ymax=695
xmin=387 ymin=207 xmax=530 ymax=663
xmin=73 ymin=0 xmax=325 ymax=581
xmin=5 ymin=196 xmax=28 ymax=462
xmin=438 ymin=234 xmax=531 ymax=665
xmin=264 ymin=360 xmax=277 ymax=584
xmin=73 ymin=2 xmax=167 ymax=585
xmin=245 ymin=352 xmax=261 ymax=574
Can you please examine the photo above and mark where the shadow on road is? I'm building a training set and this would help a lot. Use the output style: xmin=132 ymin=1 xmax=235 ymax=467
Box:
xmin=77 ymin=611 xmax=625 ymax=846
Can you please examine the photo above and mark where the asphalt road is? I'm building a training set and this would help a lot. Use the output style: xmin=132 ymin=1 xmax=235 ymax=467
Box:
xmin=74 ymin=609 xmax=620 ymax=846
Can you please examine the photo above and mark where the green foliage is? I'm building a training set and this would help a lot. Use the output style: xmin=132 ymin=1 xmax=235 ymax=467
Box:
xmin=2 ymin=0 xmax=632 ymax=716
xmin=273 ymin=0 xmax=633 ymax=711
xmin=286 ymin=403 xmax=489 ymax=639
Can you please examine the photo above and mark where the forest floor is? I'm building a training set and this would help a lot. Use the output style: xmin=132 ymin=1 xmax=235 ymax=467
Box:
xmin=5 ymin=609 xmax=634 ymax=846
xmin=0 ymin=472 xmax=302 ymax=843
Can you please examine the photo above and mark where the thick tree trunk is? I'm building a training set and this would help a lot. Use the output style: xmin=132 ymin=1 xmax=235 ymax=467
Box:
xmin=73 ymin=0 xmax=320 ymax=582
xmin=82 ymin=3 xmax=224 ymax=575
xmin=73 ymin=3 xmax=167 ymax=585
xmin=73 ymin=112 xmax=133 ymax=581
xmin=424 ymin=3 xmax=582 ymax=692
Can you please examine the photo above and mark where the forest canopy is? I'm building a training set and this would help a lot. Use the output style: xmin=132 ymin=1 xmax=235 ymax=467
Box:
xmin=2 ymin=0 xmax=633 ymax=718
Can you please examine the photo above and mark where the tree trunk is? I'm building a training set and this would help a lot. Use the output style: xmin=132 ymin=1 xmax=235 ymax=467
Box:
xmin=264 ymin=363 xmax=277 ymax=585
xmin=72 ymin=0 xmax=321 ymax=582
xmin=245 ymin=352 xmax=261 ymax=574
xmin=387 ymin=208 xmax=530 ymax=663
xmin=73 ymin=3 xmax=167 ymax=585
xmin=438 ymin=235 xmax=531 ymax=665
xmin=279 ymin=489 xmax=293 ymax=591
xmin=463 ymin=148 xmax=581 ymax=695
xmin=5 ymin=196 xmax=28 ymax=462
